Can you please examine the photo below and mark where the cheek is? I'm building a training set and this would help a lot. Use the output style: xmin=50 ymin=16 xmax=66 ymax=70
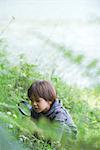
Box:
xmin=39 ymin=102 xmax=47 ymax=109
xmin=39 ymin=103 xmax=45 ymax=108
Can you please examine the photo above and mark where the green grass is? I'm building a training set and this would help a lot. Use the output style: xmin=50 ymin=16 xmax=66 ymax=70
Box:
xmin=0 ymin=40 xmax=100 ymax=150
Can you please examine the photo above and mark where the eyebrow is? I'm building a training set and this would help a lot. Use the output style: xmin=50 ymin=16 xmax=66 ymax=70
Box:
xmin=30 ymin=96 xmax=40 ymax=102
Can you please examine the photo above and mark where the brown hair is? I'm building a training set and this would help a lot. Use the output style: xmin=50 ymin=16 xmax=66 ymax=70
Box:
xmin=28 ymin=80 xmax=57 ymax=102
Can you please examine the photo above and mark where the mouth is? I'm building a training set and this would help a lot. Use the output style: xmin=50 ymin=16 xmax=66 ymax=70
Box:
xmin=34 ymin=107 xmax=38 ymax=109
xmin=34 ymin=107 xmax=39 ymax=112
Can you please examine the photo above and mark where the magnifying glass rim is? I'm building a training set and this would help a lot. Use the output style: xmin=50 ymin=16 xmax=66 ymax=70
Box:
xmin=18 ymin=100 xmax=32 ymax=116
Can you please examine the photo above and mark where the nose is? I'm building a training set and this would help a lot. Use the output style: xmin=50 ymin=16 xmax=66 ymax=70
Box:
xmin=33 ymin=101 xmax=37 ymax=107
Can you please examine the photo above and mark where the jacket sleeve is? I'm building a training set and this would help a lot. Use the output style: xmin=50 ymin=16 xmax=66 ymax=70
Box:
xmin=53 ymin=110 xmax=78 ymax=138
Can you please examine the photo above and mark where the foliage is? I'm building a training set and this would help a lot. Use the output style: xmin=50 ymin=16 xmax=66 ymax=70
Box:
xmin=0 ymin=40 xmax=100 ymax=150
xmin=0 ymin=126 xmax=26 ymax=150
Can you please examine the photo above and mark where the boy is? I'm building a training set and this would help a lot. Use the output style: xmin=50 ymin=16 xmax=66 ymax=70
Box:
xmin=28 ymin=80 xmax=77 ymax=141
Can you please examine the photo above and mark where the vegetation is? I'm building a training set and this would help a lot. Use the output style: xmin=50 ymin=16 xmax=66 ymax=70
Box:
xmin=0 ymin=39 xmax=100 ymax=150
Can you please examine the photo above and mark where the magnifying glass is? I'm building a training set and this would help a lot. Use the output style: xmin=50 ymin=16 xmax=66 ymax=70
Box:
xmin=18 ymin=100 xmax=32 ymax=117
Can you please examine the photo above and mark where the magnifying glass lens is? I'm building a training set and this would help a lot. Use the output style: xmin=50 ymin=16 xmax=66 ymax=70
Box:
xmin=18 ymin=101 xmax=32 ymax=116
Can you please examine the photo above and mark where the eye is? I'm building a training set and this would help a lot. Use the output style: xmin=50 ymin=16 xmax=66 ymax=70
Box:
xmin=36 ymin=99 xmax=40 ymax=102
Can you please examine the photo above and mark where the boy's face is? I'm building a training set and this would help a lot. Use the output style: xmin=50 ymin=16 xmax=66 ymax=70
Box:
xmin=30 ymin=97 xmax=52 ymax=113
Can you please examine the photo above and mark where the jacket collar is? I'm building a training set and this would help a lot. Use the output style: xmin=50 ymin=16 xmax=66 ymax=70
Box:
xmin=42 ymin=99 xmax=62 ymax=117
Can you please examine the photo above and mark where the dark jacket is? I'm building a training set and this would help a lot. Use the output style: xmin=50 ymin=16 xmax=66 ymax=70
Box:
xmin=31 ymin=99 xmax=77 ymax=138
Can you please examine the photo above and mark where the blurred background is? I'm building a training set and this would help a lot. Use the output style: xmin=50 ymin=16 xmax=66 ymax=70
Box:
xmin=0 ymin=0 xmax=100 ymax=87
xmin=0 ymin=1 xmax=100 ymax=149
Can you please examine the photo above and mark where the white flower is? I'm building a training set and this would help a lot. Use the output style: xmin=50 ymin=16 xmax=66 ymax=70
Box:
xmin=7 ymin=111 xmax=12 ymax=115
xmin=8 ymin=124 xmax=13 ymax=129
xmin=13 ymin=114 xmax=17 ymax=118
xmin=19 ymin=138 xmax=23 ymax=142
xmin=19 ymin=135 xmax=28 ymax=141
xmin=8 ymin=84 xmax=12 ymax=87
